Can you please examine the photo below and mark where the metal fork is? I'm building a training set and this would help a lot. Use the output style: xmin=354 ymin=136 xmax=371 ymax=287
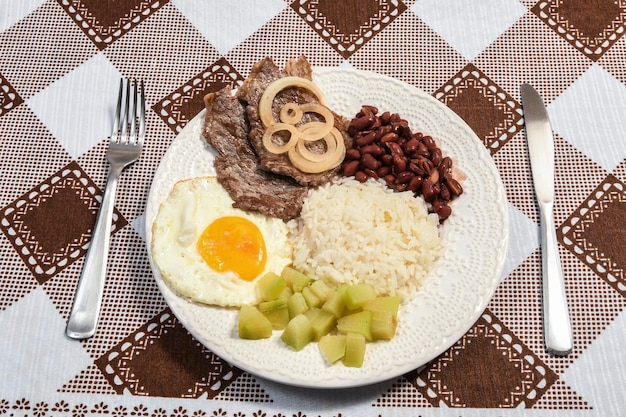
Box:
xmin=66 ymin=79 xmax=145 ymax=340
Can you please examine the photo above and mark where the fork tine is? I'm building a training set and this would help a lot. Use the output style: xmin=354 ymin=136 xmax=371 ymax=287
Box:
xmin=138 ymin=80 xmax=146 ymax=145
xmin=120 ymin=78 xmax=131 ymax=144
xmin=129 ymin=79 xmax=138 ymax=144
xmin=111 ymin=79 xmax=123 ymax=142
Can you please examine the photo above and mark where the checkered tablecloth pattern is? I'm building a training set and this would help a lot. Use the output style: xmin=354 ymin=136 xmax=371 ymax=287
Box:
xmin=1 ymin=1 xmax=625 ymax=416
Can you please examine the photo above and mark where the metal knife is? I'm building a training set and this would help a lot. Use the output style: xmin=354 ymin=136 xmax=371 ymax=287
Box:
xmin=520 ymin=83 xmax=573 ymax=356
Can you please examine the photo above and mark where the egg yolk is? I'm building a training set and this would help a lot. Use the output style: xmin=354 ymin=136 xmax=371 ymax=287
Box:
xmin=197 ymin=216 xmax=267 ymax=281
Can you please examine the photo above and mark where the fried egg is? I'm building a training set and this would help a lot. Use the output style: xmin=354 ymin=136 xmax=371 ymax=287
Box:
xmin=151 ymin=176 xmax=293 ymax=307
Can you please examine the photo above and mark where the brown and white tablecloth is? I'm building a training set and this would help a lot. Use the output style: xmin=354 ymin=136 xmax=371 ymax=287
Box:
xmin=1 ymin=1 xmax=625 ymax=416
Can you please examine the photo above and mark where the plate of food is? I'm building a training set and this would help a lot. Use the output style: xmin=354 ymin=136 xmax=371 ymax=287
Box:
xmin=145 ymin=57 xmax=509 ymax=388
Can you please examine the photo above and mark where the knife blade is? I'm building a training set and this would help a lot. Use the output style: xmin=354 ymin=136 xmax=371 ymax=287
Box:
xmin=520 ymin=83 xmax=573 ymax=356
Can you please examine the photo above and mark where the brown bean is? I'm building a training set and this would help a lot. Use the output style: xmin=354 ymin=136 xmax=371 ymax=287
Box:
xmin=396 ymin=171 xmax=414 ymax=184
xmin=380 ymin=111 xmax=391 ymax=125
xmin=380 ymin=132 xmax=399 ymax=144
xmin=376 ymin=166 xmax=391 ymax=177
xmin=428 ymin=167 xmax=439 ymax=184
xmin=439 ymin=184 xmax=451 ymax=201
xmin=363 ymin=168 xmax=379 ymax=179
xmin=416 ymin=142 xmax=429 ymax=157
xmin=390 ymin=113 xmax=402 ymax=123
xmin=387 ymin=142 xmax=403 ymax=156
xmin=374 ymin=145 xmax=386 ymax=156
xmin=422 ymin=135 xmax=436 ymax=150
xmin=422 ymin=180 xmax=437 ymax=202
xmin=430 ymin=147 xmax=443 ymax=167
xmin=381 ymin=154 xmax=393 ymax=166
xmin=399 ymin=125 xmax=412 ymax=139
xmin=407 ymin=175 xmax=423 ymax=193
xmin=361 ymin=105 xmax=378 ymax=116
xmin=411 ymin=156 xmax=433 ymax=175
xmin=355 ymin=171 xmax=368 ymax=182
xmin=391 ymin=120 xmax=408 ymax=135
xmin=361 ymin=153 xmax=381 ymax=170
xmin=438 ymin=157 xmax=452 ymax=177
xmin=375 ymin=125 xmax=392 ymax=140
xmin=383 ymin=174 xmax=396 ymax=185
xmin=433 ymin=199 xmax=452 ymax=220
xmin=432 ymin=182 xmax=441 ymax=196
xmin=346 ymin=148 xmax=361 ymax=160
xmin=404 ymin=138 xmax=419 ymax=154
xmin=360 ymin=143 xmax=383 ymax=156
xmin=446 ymin=177 xmax=464 ymax=196
xmin=392 ymin=154 xmax=407 ymax=174
xmin=351 ymin=115 xmax=375 ymax=132
xmin=342 ymin=160 xmax=360 ymax=177
xmin=408 ymin=160 xmax=425 ymax=176
xmin=355 ymin=131 xmax=376 ymax=147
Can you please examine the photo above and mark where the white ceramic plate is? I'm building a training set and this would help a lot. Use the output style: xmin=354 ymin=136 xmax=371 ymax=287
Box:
xmin=145 ymin=67 xmax=509 ymax=388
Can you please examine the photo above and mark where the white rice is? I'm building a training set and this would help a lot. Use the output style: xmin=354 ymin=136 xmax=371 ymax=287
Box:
xmin=287 ymin=177 xmax=443 ymax=303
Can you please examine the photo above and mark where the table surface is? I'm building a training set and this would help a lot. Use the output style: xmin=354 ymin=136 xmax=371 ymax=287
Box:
xmin=1 ymin=1 xmax=625 ymax=416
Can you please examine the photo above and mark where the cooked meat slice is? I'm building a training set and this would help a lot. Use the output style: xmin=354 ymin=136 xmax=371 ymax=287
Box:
xmin=203 ymin=87 xmax=307 ymax=220
xmin=237 ymin=57 xmax=283 ymax=108
xmin=284 ymin=55 xmax=314 ymax=79
xmin=237 ymin=56 xmax=351 ymax=186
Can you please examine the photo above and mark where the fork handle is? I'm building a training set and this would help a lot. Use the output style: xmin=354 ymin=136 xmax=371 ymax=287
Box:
xmin=66 ymin=166 xmax=122 ymax=339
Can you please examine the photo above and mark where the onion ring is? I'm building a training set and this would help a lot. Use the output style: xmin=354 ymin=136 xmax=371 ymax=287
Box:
xmin=279 ymin=103 xmax=303 ymax=125
xmin=259 ymin=77 xmax=326 ymax=127
xmin=297 ymin=103 xmax=334 ymax=141
xmin=296 ymin=134 xmax=336 ymax=163
xmin=262 ymin=123 xmax=300 ymax=154
xmin=288 ymin=128 xmax=346 ymax=173
xmin=259 ymin=77 xmax=345 ymax=173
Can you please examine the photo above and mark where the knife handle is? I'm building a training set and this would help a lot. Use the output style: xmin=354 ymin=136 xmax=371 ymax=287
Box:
xmin=539 ymin=201 xmax=573 ymax=355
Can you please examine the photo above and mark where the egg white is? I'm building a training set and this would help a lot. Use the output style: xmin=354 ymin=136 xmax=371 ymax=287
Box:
xmin=151 ymin=176 xmax=293 ymax=307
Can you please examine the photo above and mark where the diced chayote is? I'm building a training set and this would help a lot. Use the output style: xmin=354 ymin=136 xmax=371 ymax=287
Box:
xmin=287 ymin=292 xmax=309 ymax=318
xmin=321 ymin=290 xmax=345 ymax=318
xmin=281 ymin=266 xmax=312 ymax=292
xmin=309 ymin=280 xmax=332 ymax=302
xmin=336 ymin=310 xmax=373 ymax=341
xmin=343 ymin=332 xmax=366 ymax=368
xmin=258 ymin=299 xmax=290 ymax=330
xmin=319 ymin=334 xmax=346 ymax=364
xmin=281 ymin=313 xmax=314 ymax=351
xmin=343 ymin=283 xmax=376 ymax=310
xmin=238 ymin=304 xmax=272 ymax=340
xmin=302 ymin=286 xmax=321 ymax=308
xmin=370 ymin=310 xmax=397 ymax=340
xmin=362 ymin=295 xmax=400 ymax=318
xmin=256 ymin=271 xmax=287 ymax=301
xmin=304 ymin=308 xmax=336 ymax=340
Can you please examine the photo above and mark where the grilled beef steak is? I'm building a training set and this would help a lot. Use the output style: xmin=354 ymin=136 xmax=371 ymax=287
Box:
xmin=237 ymin=56 xmax=351 ymax=186
xmin=203 ymin=87 xmax=307 ymax=220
